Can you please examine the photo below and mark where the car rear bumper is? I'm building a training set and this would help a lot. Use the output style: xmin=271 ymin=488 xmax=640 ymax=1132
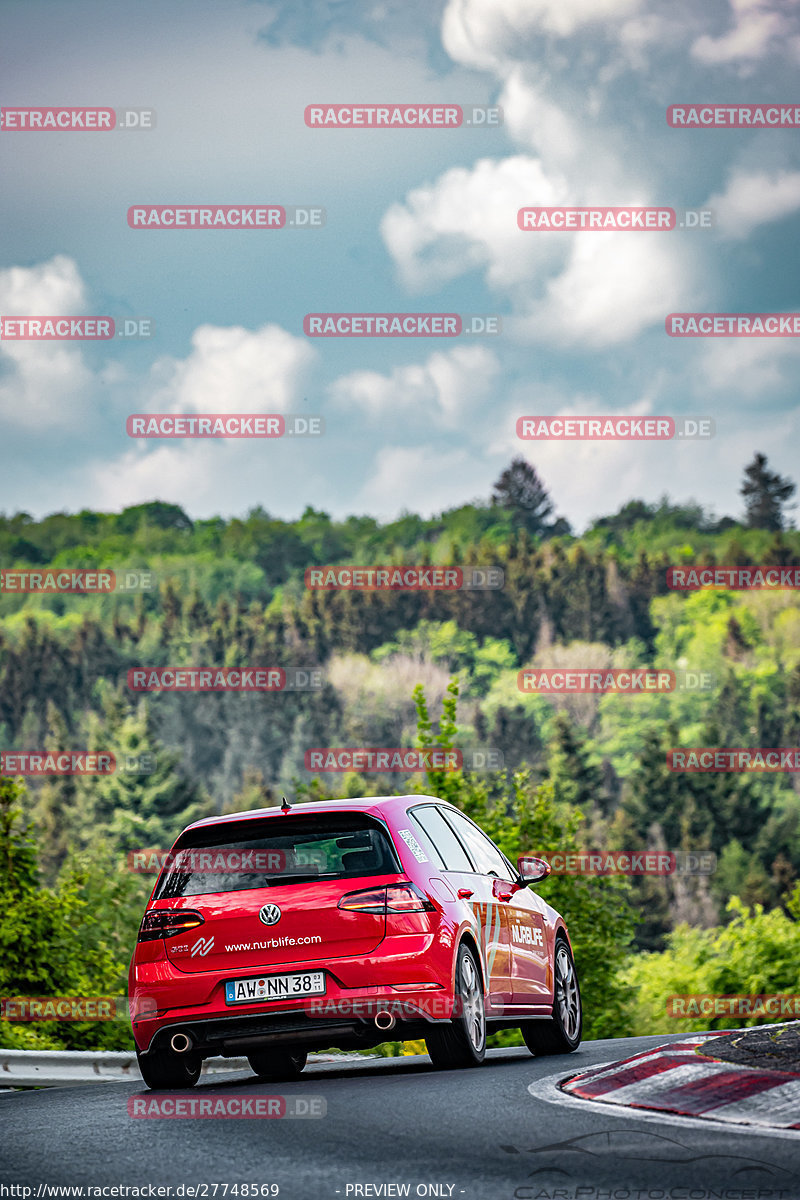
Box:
xmin=137 ymin=994 xmax=450 ymax=1057
xmin=130 ymin=948 xmax=453 ymax=1054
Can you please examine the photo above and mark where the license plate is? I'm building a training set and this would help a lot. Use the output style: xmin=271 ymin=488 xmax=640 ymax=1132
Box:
xmin=225 ymin=972 xmax=326 ymax=1005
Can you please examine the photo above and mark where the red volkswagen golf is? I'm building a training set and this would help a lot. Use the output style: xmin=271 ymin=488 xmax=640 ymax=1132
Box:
xmin=129 ymin=795 xmax=582 ymax=1088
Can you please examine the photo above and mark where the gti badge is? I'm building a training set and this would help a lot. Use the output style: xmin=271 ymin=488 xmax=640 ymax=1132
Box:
xmin=259 ymin=903 xmax=281 ymax=926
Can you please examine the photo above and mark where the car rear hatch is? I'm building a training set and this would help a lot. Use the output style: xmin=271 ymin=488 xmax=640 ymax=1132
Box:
xmin=151 ymin=812 xmax=403 ymax=976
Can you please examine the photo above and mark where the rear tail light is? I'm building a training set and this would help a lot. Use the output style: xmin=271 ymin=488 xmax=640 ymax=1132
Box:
xmin=338 ymin=884 xmax=435 ymax=914
xmin=137 ymin=909 xmax=205 ymax=942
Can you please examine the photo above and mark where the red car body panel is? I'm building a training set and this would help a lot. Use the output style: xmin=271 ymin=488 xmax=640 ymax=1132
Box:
xmin=128 ymin=795 xmax=573 ymax=1057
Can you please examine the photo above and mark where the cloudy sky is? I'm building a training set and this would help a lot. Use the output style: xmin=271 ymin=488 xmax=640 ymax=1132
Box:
xmin=1 ymin=0 xmax=799 ymax=530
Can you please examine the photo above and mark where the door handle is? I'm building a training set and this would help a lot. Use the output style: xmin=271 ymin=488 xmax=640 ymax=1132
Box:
xmin=457 ymin=888 xmax=474 ymax=899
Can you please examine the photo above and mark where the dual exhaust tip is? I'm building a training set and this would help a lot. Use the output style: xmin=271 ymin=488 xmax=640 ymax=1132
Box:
xmin=169 ymin=1009 xmax=396 ymax=1053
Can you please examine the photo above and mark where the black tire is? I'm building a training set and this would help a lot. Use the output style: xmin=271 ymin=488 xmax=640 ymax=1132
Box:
xmin=247 ymin=1048 xmax=307 ymax=1081
xmin=136 ymin=1048 xmax=202 ymax=1090
xmin=425 ymin=943 xmax=486 ymax=1069
xmin=520 ymin=937 xmax=582 ymax=1056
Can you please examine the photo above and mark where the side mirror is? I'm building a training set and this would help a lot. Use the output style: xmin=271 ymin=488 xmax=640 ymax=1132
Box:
xmin=517 ymin=855 xmax=552 ymax=885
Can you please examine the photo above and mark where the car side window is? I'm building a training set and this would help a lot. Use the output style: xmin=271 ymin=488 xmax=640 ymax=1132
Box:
xmin=440 ymin=809 xmax=515 ymax=881
xmin=409 ymin=805 xmax=474 ymax=872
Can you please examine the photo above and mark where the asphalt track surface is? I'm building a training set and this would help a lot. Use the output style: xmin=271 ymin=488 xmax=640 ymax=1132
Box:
xmin=2 ymin=1035 xmax=800 ymax=1198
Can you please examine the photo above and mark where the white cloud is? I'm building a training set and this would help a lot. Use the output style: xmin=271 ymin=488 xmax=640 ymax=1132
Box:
xmin=382 ymin=148 xmax=696 ymax=346
xmin=81 ymin=321 xmax=319 ymax=515
xmin=512 ymin=229 xmax=695 ymax=346
xmin=442 ymin=0 xmax=643 ymax=69
xmin=697 ymin=335 xmax=800 ymax=395
xmin=617 ymin=13 xmax=677 ymax=64
xmin=0 ymin=255 xmax=86 ymax=314
xmin=0 ymin=256 xmax=94 ymax=429
xmin=149 ymin=323 xmax=316 ymax=414
xmin=706 ymin=168 xmax=800 ymax=239
xmin=330 ymin=345 xmax=500 ymax=429
xmin=83 ymin=434 xmax=326 ymax=518
xmin=381 ymin=154 xmax=568 ymax=292
xmin=382 ymin=2 xmax=703 ymax=349
xmin=85 ymin=442 xmax=222 ymax=513
xmin=497 ymin=70 xmax=590 ymax=173
xmin=352 ymin=444 xmax=490 ymax=518
xmin=692 ymin=0 xmax=792 ymax=66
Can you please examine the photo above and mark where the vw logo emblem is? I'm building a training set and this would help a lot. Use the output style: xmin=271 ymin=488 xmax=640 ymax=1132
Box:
xmin=259 ymin=903 xmax=281 ymax=926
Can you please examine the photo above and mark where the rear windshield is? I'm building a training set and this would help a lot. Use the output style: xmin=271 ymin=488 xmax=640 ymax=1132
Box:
xmin=153 ymin=813 xmax=401 ymax=898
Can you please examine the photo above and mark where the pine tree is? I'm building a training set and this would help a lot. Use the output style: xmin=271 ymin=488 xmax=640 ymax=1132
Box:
xmin=546 ymin=712 xmax=609 ymax=817
xmin=73 ymin=694 xmax=212 ymax=856
xmin=491 ymin=458 xmax=556 ymax=537
xmin=621 ymin=723 xmax=688 ymax=845
xmin=740 ymin=453 xmax=796 ymax=531
xmin=0 ymin=776 xmax=128 ymax=1050
xmin=29 ymin=702 xmax=78 ymax=882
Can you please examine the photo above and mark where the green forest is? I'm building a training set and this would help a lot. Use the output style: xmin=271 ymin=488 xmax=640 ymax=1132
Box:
xmin=2 ymin=452 xmax=800 ymax=1052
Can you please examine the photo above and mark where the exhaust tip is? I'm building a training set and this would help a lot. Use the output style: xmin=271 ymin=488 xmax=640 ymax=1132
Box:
xmin=170 ymin=1032 xmax=192 ymax=1054
xmin=375 ymin=1010 xmax=396 ymax=1031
